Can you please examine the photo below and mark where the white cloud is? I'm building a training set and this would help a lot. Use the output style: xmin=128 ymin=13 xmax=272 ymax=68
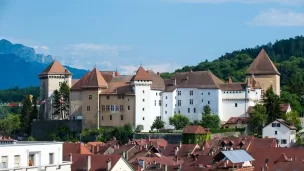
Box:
xmin=167 ymin=0 xmax=304 ymax=5
xmin=33 ymin=45 xmax=51 ymax=54
xmin=247 ymin=9 xmax=304 ymax=26
xmin=120 ymin=63 xmax=181 ymax=75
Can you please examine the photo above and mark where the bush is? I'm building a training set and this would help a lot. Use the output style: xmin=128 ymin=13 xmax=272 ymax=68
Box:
xmin=210 ymin=128 xmax=245 ymax=134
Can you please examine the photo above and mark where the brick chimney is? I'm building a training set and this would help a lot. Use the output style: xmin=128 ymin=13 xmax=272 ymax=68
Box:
xmin=86 ymin=156 xmax=91 ymax=171
xmin=106 ymin=158 xmax=111 ymax=171
xmin=179 ymin=141 xmax=182 ymax=148
xmin=69 ymin=153 xmax=72 ymax=162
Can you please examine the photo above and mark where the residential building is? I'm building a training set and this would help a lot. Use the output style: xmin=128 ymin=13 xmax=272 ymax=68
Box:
xmin=262 ymin=119 xmax=297 ymax=147
xmin=223 ymin=117 xmax=249 ymax=129
xmin=0 ymin=140 xmax=71 ymax=171
xmin=40 ymin=49 xmax=280 ymax=130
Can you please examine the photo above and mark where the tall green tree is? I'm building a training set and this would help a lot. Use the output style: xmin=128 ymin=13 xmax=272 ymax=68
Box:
xmin=201 ymin=114 xmax=220 ymax=129
xmin=59 ymin=82 xmax=70 ymax=118
xmin=0 ymin=114 xmax=20 ymax=135
xmin=285 ymin=111 xmax=301 ymax=131
xmin=264 ymin=86 xmax=283 ymax=123
xmin=151 ymin=117 xmax=165 ymax=132
xmin=20 ymin=95 xmax=32 ymax=134
xmin=248 ymin=104 xmax=267 ymax=136
xmin=30 ymin=96 xmax=38 ymax=121
xmin=203 ymin=105 xmax=211 ymax=115
xmin=169 ymin=113 xmax=190 ymax=130
xmin=280 ymin=91 xmax=302 ymax=114
xmin=52 ymin=90 xmax=61 ymax=118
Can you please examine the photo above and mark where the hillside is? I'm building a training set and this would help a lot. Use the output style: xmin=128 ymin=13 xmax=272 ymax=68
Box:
xmin=0 ymin=40 xmax=88 ymax=89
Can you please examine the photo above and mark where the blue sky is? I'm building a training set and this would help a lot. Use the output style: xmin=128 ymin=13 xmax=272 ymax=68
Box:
xmin=1 ymin=0 xmax=304 ymax=74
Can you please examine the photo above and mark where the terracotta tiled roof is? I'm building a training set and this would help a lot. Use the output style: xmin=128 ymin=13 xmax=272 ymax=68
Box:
xmin=70 ymin=72 xmax=90 ymax=91
xmin=147 ymin=70 xmax=165 ymax=91
xmin=71 ymin=154 xmax=123 ymax=171
xmin=164 ymin=71 xmax=224 ymax=92
xmin=100 ymin=71 xmax=119 ymax=83
xmin=246 ymin=74 xmax=262 ymax=89
xmin=63 ymin=142 xmax=92 ymax=157
xmin=273 ymin=119 xmax=296 ymax=130
xmin=132 ymin=66 xmax=152 ymax=81
xmin=101 ymin=75 xmax=134 ymax=95
xmin=81 ymin=67 xmax=108 ymax=89
xmin=224 ymin=117 xmax=250 ymax=125
xmin=246 ymin=49 xmax=280 ymax=75
xmin=183 ymin=125 xmax=208 ymax=134
xmin=39 ymin=60 xmax=71 ymax=76
xmin=71 ymin=79 xmax=80 ymax=87
xmin=220 ymin=83 xmax=246 ymax=91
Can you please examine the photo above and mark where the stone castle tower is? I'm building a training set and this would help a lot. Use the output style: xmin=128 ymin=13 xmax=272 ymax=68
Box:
xmin=246 ymin=49 xmax=280 ymax=96
xmin=39 ymin=60 xmax=72 ymax=120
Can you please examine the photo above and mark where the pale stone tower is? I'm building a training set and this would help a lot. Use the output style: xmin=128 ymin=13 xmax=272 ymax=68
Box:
xmin=246 ymin=49 xmax=280 ymax=96
xmin=81 ymin=67 xmax=108 ymax=129
xmin=39 ymin=60 xmax=72 ymax=120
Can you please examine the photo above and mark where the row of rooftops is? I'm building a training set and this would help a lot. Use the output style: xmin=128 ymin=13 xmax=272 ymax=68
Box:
xmin=39 ymin=49 xmax=279 ymax=93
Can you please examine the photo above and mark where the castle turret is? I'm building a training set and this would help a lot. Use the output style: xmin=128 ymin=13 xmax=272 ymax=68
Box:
xmin=246 ymin=49 xmax=280 ymax=96
xmin=39 ymin=60 xmax=72 ymax=120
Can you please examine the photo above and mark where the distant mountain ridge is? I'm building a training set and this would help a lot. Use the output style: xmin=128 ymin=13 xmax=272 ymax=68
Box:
xmin=0 ymin=39 xmax=88 ymax=89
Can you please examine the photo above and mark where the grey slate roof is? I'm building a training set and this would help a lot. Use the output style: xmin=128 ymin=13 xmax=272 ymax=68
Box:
xmin=216 ymin=150 xmax=254 ymax=164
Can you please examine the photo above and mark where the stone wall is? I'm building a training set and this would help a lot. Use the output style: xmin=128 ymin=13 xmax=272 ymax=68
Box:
xmin=31 ymin=120 xmax=82 ymax=140
xmin=211 ymin=132 xmax=243 ymax=139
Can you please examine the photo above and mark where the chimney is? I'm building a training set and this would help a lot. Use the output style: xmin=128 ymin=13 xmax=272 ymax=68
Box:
xmin=173 ymin=78 xmax=176 ymax=86
xmin=86 ymin=156 xmax=91 ymax=171
xmin=122 ymin=151 xmax=128 ymax=160
xmin=228 ymin=77 xmax=232 ymax=84
xmin=112 ymin=71 xmax=115 ymax=78
xmin=106 ymin=158 xmax=111 ymax=171
xmin=163 ymin=164 xmax=167 ymax=171
xmin=179 ymin=141 xmax=182 ymax=148
xmin=144 ymin=143 xmax=148 ymax=150
xmin=69 ymin=153 xmax=72 ymax=162
xmin=157 ymin=72 xmax=160 ymax=75
xmin=174 ymin=147 xmax=179 ymax=156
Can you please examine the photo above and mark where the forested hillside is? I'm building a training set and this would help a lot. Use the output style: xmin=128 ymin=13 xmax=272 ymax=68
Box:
xmin=161 ymin=36 xmax=304 ymax=113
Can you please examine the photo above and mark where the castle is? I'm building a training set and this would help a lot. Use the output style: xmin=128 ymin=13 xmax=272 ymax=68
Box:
xmin=39 ymin=49 xmax=280 ymax=131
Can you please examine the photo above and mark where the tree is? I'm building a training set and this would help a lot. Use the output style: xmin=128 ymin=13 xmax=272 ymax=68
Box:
xmin=20 ymin=95 xmax=32 ymax=135
xmin=169 ymin=114 xmax=190 ymax=130
xmin=0 ymin=114 xmax=20 ymax=135
xmin=203 ymin=105 xmax=211 ymax=115
xmin=264 ymin=86 xmax=283 ymax=123
xmin=59 ymin=82 xmax=70 ymax=118
xmin=248 ymin=104 xmax=267 ymax=136
xmin=52 ymin=90 xmax=61 ymax=118
xmin=285 ymin=111 xmax=301 ymax=131
xmin=30 ymin=96 xmax=38 ymax=121
xmin=135 ymin=125 xmax=144 ymax=133
xmin=201 ymin=113 xmax=220 ymax=129
xmin=280 ymin=91 xmax=302 ymax=114
xmin=151 ymin=117 xmax=165 ymax=132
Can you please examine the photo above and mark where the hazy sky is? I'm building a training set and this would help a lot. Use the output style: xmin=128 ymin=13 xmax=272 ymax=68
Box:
xmin=1 ymin=0 xmax=303 ymax=74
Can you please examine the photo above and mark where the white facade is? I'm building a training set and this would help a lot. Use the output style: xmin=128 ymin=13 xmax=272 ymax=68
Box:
xmin=0 ymin=141 xmax=71 ymax=171
xmin=262 ymin=120 xmax=296 ymax=147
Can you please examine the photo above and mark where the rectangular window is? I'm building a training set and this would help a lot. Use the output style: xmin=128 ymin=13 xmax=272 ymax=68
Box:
xmin=143 ymin=99 xmax=145 ymax=102
xmin=165 ymin=104 xmax=167 ymax=107
xmin=101 ymin=105 xmax=105 ymax=111
xmin=177 ymin=91 xmax=181 ymax=96
xmin=190 ymin=90 xmax=193 ymax=96
xmin=165 ymin=111 xmax=167 ymax=114
xmin=118 ymin=96 xmax=121 ymax=99
xmin=115 ymin=105 xmax=119 ymax=111
xmin=201 ymin=93 xmax=203 ymax=95
xmin=159 ymin=100 xmax=162 ymax=106
xmin=194 ymin=108 xmax=196 ymax=113
xmin=120 ymin=105 xmax=124 ymax=111
xmin=14 ymin=155 xmax=20 ymax=167
xmin=143 ymin=117 xmax=145 ymax=120
xmin=272 ymin=123 xmax=276 ymax=127
xmin=107 ymin=96 xmax=110 ymax=100
xmin=235 ymin=103 xmax=238 ymax=107
xmin=87 ymin=106 xmax=90 ymax=111
xmin=202 ymin=99 xmax=203 ymax=102
xmin=143 ymin=108 xmax=145 ymax=111
xmin=190 ymin=99 xmax=193 ymax=105
xmin=29 ymin=154 xmax=35 ymax=166
xmin=208 ymin=92 xmax=210 ymax=95
xmin=166 ymin=96 xmax=168 ymax=99
xmin=110 ymin=105 xmax=115 ymax=111
xmin=188 ymin=108 xmax=190 ymax=113
xmin=275 ymin=131 xmax=277 ymax=135
xmin=178 ymin=100 xmax=181 ymax=106
xmin=277 ymin=123 xmax=280 ymax=127
xmin=143 ymin=90 xmax=145 ymax=93
xmin=49 ymin=153 xmax=54 ymax=164
xmin=281 ymin=139 xmax=287 ymax=144
xmin=208 ymin=101 xmax=210 ymax=105
xmin=110 ymin=115 xmax=112 ymax=120
xmin=156 ymin=92 xmax=158 ymax=96
xmin=106 ymin=105 xmax=110 ymax=111
xmin=89 ymin=95 xmax=92 ymax=100
xmin=154 ymin=100 xmax=156 ymax=106
xmin=121 ymin=115 xmax=123 ymax=120
xmin=1 ymin=156 xmax=7 ymax=168
xmin=102 ymin=116 xmax=104 ymax=120
xmin=128 ymin=105 xmax=130 ymax=110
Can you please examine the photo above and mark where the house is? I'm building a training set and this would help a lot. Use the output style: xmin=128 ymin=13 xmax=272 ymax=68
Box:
xmin=223 ymin=117 xmax=250 ymax=129
xmin=262 ymin=119 xmax=297 ymax=147
xmin=0 ymin=140 xmax=71 ymax=171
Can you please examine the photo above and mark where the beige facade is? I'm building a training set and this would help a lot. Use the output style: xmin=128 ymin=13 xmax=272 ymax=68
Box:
xmin=70 ymin=91 xmax=82 ymax=118
xmin=99 ymin=95 xmax=136 ymax=128
xmin=247 ymin=74 xmax=280 ymax=96
xmin=81 ymin=89 xmax=103 ymax=129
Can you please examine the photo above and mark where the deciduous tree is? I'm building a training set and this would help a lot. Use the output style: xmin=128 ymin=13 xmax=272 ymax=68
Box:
xmin=151 ymin=117 xmax=165 ymax=132
xmin=169 ymin=114 xmax=190 ymax=130
xmin=20 ymin=95 xmax=32 ymax=134
xmin=248 ymin=104 xmax=267 ymax=136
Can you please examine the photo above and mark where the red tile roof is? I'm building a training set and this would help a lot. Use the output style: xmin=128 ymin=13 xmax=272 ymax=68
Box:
xmin=132 ymin=66 xmax=152 ymax=81
xmin=224 ymin=117 xmax=250 ymax=125
xmin=246 ymin=49 xmax=280 ymax=75
xmin=39 ymin=60 xmax=71 ymax=76
xmin=82 ymin=67 xmax=108 ymax=89
xmin=183 ymin=125 xmax=208 ymax=134
xmin=63 ymin=142 xmax=92 ymax=158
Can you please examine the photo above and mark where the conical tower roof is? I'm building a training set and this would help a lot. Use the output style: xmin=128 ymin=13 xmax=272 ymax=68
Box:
xmin=246 ymin=49 xmax=280 ymax=75
xmin=39 ymin=60 xmax=71 ymax=76
xmin=81 ymin=67 xmax=108 ymax=89
xmin=132 ymin=66 xmax=152 ymax=81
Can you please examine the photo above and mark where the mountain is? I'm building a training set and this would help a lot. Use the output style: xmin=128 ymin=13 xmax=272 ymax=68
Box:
xmin=0 ymin=40 xmax=88 ymax=89
xmin=0 ymin=39 xmax=53 ymax=64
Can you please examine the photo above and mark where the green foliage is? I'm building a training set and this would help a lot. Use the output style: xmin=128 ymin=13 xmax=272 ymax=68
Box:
xmin=0 ymin=86 xmax=39 ymax=103
xmin=169 ymin=114 xmax=190 ymax=130
xmin=264 ymin=86 xmax=283 ymax=123
xmin=27 ymin=136 xmax=35 ymax=141
xmin=201 ymin=113 xmax=220 ymax=129
xmin=48 ymin=126 xmax=77 ymax=142
xmin=0 ymin=114 xmax=20 ymax=135
xmin=210 ymin=128 xmax=245 ymax=134
xmin=135 ymin=125 xmax=144 ymax=133
xmin=0 ymin=106 xmax=10 ymax=119
xmin=52 ymin=90 xmax=61 ymax=117
xmin=20 ymin=95 xmax=33 ymax=135
xmin=203 ymin=105 xmax=211 ymax=116
xmin=285 ymin=111 xmax=301 ymax=131
xmin=280 ymin=91 xmax=302 ymax=114
xmin=151 ymin=117 xmax=165 ymax=131
xmin=30 ymin=96 xmax=38 ymax=121
xmin=248 ymin=104 xmax=267 ymax=136
xmin=182 ymin=133 xmax=211 ymax=144
xmin=190 ymin=120 xmax=201 ymax=126
xmin=59 ymin=82 xmax=70 ymax=117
